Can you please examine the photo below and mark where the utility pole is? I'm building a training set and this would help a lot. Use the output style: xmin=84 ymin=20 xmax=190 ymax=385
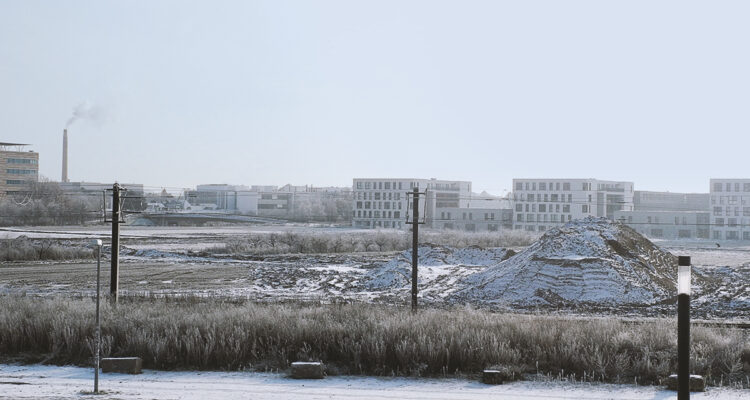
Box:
xmin=405 ymin=187 xmax=425 ymax=311
xmin=110 ymin=183 xmax=120 ymax=303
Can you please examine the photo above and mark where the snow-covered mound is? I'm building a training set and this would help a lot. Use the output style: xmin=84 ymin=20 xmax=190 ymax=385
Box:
xmin=456 ymin=217 xmax=678 ymax=306
xmin=365 ymin=244 xmax=515 ymax=289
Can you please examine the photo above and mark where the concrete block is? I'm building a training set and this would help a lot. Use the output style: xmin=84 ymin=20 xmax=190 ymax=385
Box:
xmin=290 ymin=362 xmax=324 ymax=379
xmin=481 ymin=369 xmax=505 ymax=384
xmin=100 ymin=357 xmax=142 ymax=374
xmin=665 ymin=374 xmax=705 ymax=392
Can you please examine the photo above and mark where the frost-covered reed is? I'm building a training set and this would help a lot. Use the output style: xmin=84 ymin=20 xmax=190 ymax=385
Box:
xmin=1 ymin=296 xmax=748 ymax=386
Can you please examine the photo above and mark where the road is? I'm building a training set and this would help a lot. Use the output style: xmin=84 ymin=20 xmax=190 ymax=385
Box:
xmin=0 ymin=364 xmax=747 ymax=400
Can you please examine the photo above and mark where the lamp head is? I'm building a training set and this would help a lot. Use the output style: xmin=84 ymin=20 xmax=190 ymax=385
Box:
xmin=89 ymin=239 xmax=103 ymax=248
xmin=678 ymin=256 xmax=691 ymax=295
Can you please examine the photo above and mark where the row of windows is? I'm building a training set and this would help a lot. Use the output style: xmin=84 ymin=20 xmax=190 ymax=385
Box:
xmin=713 ymin=182 xmax=750 ymax=193
xmin=439 ymin=211 xmax=499 ymax=221
xmin=713 ymin=231 xmax=750 ymax=240
xmin=516 ymin=182 xmax=573 ymax=191
xmin=712 ymin=207 xmax=750 ymax=217
xmin=516 ymin=203 xmax=572 ymax=213
xmin=712 ymin=218 xmax=750 ymax=227
xmin=516 ymin=193 xmax=575 ymax=203
xmin=5 ymin=179 xmax=28 ymax=185
xmin=355 ymin=201 xmax=403 ymax=210
xmin=355 ymin=181 xmax=407 ymax=190
xmin=6 ymin=169 xmax=37 ymax=175
xmin=6 ymin=158 xmax=38 ymax=164
xmin=517 ymin=214 xmax=573 ymax=223
xmin=711 ymin=196 xmax=750 ymax=205
xmin=355 ymin=192 xmax=402 ymax=201
xmin=354 ymin=210 xmax=401 ymax=219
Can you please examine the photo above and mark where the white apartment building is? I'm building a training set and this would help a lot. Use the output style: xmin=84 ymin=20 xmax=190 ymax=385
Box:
xmin=709 ymin=179 xmax=750 ymax=240
xmin=352 ymin=178 xmax=471 ymax=229
xmin=512 ymin=178 xmax=634 ymax=232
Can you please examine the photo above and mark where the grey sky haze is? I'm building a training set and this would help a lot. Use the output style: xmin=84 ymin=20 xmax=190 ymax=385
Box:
xmin=2 ymin=1 xmax=748 ymax=194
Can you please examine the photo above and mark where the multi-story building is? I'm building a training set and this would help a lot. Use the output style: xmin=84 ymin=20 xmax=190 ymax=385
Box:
xmin=185 ymin=184 xmax=259 ymax=215
xmin=352 ymin=178 xmax=471 ymax=229
xmin=512 ymin=178 xmax=634 ymax=232
xmin=614 ymin=210 xmax=710 ymax=240
xmin=709 ymin=179 xmax=750 ymax=240
xmin=0 ymin=142 xmax=39 ymax=195
xmin=633 ymin=190 xmax=709 ymax=212
xmin=434 ymin=207 xmax=513 ymax=231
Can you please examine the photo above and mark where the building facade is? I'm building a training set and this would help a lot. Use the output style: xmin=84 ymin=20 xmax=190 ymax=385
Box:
xmin=614 ymin=210 xmax=710 ymax=239
xmin=512 ymin=178 xmax=634 ymax=232
xmin=0 ymin=142 xmax=39 ymax=195
xmin=633 ymin=191 xmax=709 ymax=212
xmin=434 ymin=207 xmax=513 ymax=231
xmin=709 ymin=179 xmax=750 ymax=240
xmin=352 ymin=178 xmax=471 ymax=229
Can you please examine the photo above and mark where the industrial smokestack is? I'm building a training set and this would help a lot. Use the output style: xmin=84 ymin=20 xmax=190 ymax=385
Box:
xmin=62 ymin=129 xmax=68 ymax=183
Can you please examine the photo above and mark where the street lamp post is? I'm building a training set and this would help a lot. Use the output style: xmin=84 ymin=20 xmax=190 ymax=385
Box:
xmin=90 ymin=239 xmax=103 ymax=394
xmin=677 ymin=255 xmax=691 ymax=399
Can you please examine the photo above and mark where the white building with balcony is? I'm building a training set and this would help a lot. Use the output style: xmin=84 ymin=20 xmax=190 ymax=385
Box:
xmin=709 ymin=179 xmax=750 ymax=241
xmin=512 ymin=178 xmax=634 ymax=232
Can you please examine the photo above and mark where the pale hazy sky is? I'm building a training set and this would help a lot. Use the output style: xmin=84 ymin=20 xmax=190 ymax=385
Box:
xmin=2 ymin=1 xmax=748 ymax=194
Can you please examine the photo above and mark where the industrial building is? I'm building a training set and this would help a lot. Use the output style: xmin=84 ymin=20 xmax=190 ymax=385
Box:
xmin=0 ymin=142 xmax=39 ymax=195
xmin=512 ymin=178 xmax=634 ymax=232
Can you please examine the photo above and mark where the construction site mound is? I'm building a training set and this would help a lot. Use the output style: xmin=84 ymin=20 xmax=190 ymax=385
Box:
xmin=455 ymin=217 xmax=678 ymax=306
xmin=364 ymin=244 xmax=515 ymax=290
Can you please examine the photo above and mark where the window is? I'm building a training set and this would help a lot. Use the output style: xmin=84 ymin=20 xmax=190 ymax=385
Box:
xmin=726 ymin=183 xmax=732 ymax=192
xmin=6 ymin=179 xmax=27 ymax=185
xmin=650 ymin=229 xmax=663 ymax=238
xmin=744 ymin=232 xmax=750 ymax=240
xmin=729 ymin=218 xmax=737 ymax=227
xmin=563 ymin=182 xmax=570 ymax=191
xmin=679 ymin=230 xmax=691 ymax=238
xmin=727 ymin=231 xmax=739 ymax=240
xmin=539 ymin=183 xmax=546 ymax=191
xmin=517 ymin=214 xmax=524 ymax=222
xmin=356 ymin=201 xmax=362 ymax=209
xmin=539 ymin=204 xmax=546 ymax=212
xmin=582 ymin=205 xmax=589 ymax=213
xmin=551 ymin=194 xmax=558 ymax=202
xmin=516 ymin=204 xmax=523 ymax=212
xmin=736 ymin=183 xmax=741 ymax=192
xmin=563 ymin=204 xmax=570 ymax=213
xmin=716 ymin=218 xmax=724 ymax=226
xmin=515 ymin=182 xmax=523 ymax=190
xmin=744 ymin=183 xmax=750 ymax=192
xmin=384 ymin=182 xmax=390 ymax=190
xmin=714 ymin=206 xmax=723 ymax=216
xmin=714 ymin=182 xmax=722 ymax=192
xmin=394 ymin=211 xmax=400 ymax=219
xmin=6 ymin=169 xmax=37 ymax=175
xmin=6 ymin=158 xmax=37 ymax=164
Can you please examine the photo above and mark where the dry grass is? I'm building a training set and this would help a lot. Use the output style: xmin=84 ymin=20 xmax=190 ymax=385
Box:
xmin=1 ymin=295 xmax=748 ymax=386
xmin=211 ymin=230 xmax=537 ymax=255
xmin=0 ymin=237 xmax=93 ymax=261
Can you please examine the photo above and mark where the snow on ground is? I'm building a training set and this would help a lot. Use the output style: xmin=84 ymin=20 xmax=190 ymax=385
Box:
xmin=1 ymin=364 xmax=747 ymax=400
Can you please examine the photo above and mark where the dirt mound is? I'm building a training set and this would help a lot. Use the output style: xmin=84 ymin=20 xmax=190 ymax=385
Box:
xmin=456 ymin=217 xmax=678 ymax=306
xmin=365 ymin=244 xmax=515 ymax=289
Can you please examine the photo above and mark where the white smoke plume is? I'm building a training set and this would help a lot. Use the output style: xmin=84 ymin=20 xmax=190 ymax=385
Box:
xmin=65 ymin=101 xmax=106 ymax=128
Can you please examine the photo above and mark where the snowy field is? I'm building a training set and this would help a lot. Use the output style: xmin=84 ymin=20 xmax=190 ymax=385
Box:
xmin=1 ymin=364 xmax=748 ymax=400
xmin=2 ymin=223 xmax=750 ymax=318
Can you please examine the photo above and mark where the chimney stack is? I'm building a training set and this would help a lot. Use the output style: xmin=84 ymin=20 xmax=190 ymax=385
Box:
xmin=62 ymin=129 xmax=68 ymax=183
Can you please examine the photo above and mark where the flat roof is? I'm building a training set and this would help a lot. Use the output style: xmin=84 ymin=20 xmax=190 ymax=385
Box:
xmin=0 ymin=142 xmax=31 ymax=146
